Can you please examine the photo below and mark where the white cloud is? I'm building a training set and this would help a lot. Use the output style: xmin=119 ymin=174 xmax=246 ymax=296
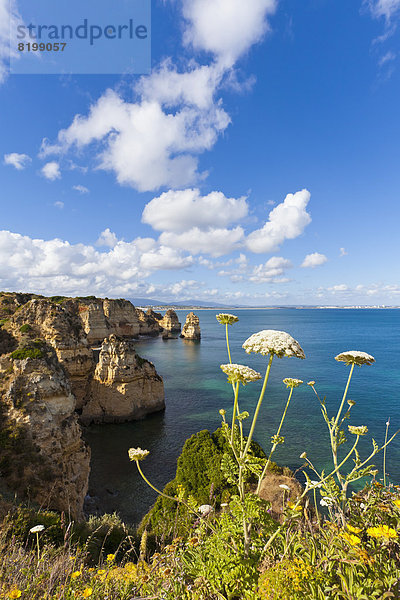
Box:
xmin=246 ymin=189 xmax=312 ymax=253
xmin=4 ymin=152 xmax=32 ymax=170
xmin=301 ymin=252 xmax=327 ymax=268
xmin=182 ymin=0 xmax=277 ymax=67
xmin=0 ymin=229 xmax=193 ymax=297
xmin=54 ymin=201 xmax=64 ymax=210
xmin=142 ymin=188 xmax=248 ymax=232
xmin=96 ymin=228 xmax=118 ymax=248
xmin=249 ymin=256 xmax=292 ymax=283
xmin=72 ymin=184 xmax=89 ymax=194
xmin=340 ymin=247 xmax=348 ymax=257
xmin=365 ymin=0 xmax=400 ymax=20
xmin=379 ymin=50 xmax=396 ymax=65
xmin=159 ymin=226 xmax=244 ymax=257
xmin=41 ymin=161 xmax=61 ymax=181
xmin=41 ymin=81 xmax=230 ymax=192
xmin=0 ymin=0 xmax=25 ymax=84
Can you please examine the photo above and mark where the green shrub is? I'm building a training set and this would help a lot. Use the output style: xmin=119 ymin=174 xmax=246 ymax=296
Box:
xmin=10 ymin=347 xmax=44 ymax=360
xmin=19 ymin=324 xmax=32 ymax=333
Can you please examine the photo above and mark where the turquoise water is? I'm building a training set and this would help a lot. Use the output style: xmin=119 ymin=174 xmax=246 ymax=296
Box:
xmin=83 ymin=309 xmax=400 ymax=526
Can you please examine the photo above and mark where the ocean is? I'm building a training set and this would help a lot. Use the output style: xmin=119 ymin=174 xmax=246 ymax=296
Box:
xmin=83 ymin=309 xmax=400 ymax=526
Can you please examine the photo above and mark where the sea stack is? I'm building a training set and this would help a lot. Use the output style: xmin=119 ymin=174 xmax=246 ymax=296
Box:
xmin=180 ymin=312 xmax=201 ymax=340
xmin=158 ymin=309 xmax=181 ymax=337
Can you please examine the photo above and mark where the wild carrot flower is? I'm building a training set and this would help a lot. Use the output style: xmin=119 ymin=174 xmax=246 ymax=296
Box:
xmin=348 ymin=425 xmax=368 ymax=436
xmin=128 ymin=447 xmax=150 ymax=462
xmin=367 ymin=524 xmax=398 ymax=539
xmin=242 ymin=330 xmax=305 ymax=359
xmin=300 ymin=452 xmax=307 ymax=459
xmin=216 ymin=313 xmax=239 ymax=325
xmin=29 ymin=525 xmax=45 ymax=533
xmin=220 ymin=363 xmax=262 ymax=385
xmin=307 ymin=381 xmax=315 ymax=386
xmin=283 ymin=378 xmax=303 ymax=388
xmin=335 ymin=351 xmax=375 ymax=366
xmin=279 ymin=484 xmax=290 ymax=491
xmin=271 ymin=435 xmax=285 ymax=445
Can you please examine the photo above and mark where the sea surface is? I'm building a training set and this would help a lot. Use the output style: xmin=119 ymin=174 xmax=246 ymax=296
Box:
xmin=83 ymin=309 xmax=400 ymax=526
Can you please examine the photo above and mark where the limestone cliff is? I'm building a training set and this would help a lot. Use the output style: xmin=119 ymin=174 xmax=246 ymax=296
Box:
xmin=0 ymin=343 xmax=90 ymax=519
xmin=180 ymin=312 xmax=201 ymax=340
xmin=79 ymin=298 xmax=140 ymax=344
xmin=81 ymin=335 xmax=165 ymax=424
xmin=136 ymin=308 xmax=162 ymax=336
xmin=158 ymin=309 xmax=181 ymax=336
xmin=0 ymin=293 xmax=166 ymax=517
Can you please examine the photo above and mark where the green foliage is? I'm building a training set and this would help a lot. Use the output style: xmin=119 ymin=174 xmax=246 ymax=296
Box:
xmin=10 ymin=339 xmax=45 ymax=360
xmin=3 ymin=507 xmax=65 ymax=547
xmin=19 ymin=323 xmax=32 ymax=333
xmin=49 ymin=295 xmax=67 ymax=303
xmin=73 ymin=513 xmax=138 ymax=563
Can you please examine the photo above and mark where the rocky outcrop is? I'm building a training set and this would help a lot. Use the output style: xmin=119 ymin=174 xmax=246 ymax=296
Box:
xmin=158 ymin=309 xmax=181 ymax=336
xmin=180 ymin=312 xmax=201 ymax=340
xmin=9 ymin=299 xmax=94 ymax=409
xmin=0 ymin=348 xmax=90 ymax=519
xmin=136 ymin=308 xmax=162 ymax=336
xmin=0 ymin=294 xmax=166 ymax=517
xmin=79 ymin=299 xmax=140 ymax=344
xmin=81 ymin=335 xmax=165 ymax=424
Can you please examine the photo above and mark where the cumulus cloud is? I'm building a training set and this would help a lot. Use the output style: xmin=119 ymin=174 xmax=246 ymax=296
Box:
xmin=54 ymin=201 xmax=64 ymax=210
xmin=0 ymin=230 xmax=193 ymax=297
xmin=41 ymin=86 xmax=230 ymax=192
xmin=301 ymin=252 xmax=327 ymax=268
xmin=182 ymin=0 xmax=277 ymax=67
xmin=142 ymin=188 xmax=248 ymax=232
xmin=246 ymin=189 xmax=312 ymax=253
xmin=41 ymin=161 xmax=61 ymax=181
xmin=159 ymin=226 xmax=244 ymax=257
xmin=96 ymin=228 xmax=118 ymax=248
xmin=340 ymin=247 xmax=348 ymax=257
xmin=4 ymin=152 xmax=32 ymax=170
xmin=72 ymin=184 xmax=89 ymax=194
xmin=249 ymin=256 xmax=292 ymax=283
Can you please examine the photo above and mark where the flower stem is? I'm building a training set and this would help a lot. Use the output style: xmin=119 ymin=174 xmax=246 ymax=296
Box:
xmin=383 ymin=418 xmax=390 ymax=487
xmin=256 ymin=386 xmax=294 ymax=494
xmin=226 ymin=323 xmax=232 ymax=364
xmin=230 ymin=382 xmax=240 ymax=445
xmin=242 ymin=354 xmax=274 ymax=459
xmin=333 ymin=362 xmax=355 ymax=431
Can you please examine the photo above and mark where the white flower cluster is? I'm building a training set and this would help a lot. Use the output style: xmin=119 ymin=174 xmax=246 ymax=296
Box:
xmin=220 ymin=363 xmax=262 ymax=385
xmin=283 ymin=378 xmax=303 ymax=388
xmin=348 ymin=425 xmax=368 ymax=436
xmin=29 ymin=525 xmax=45 ymax=533
xmin=243 ymin=330 xmax=305 ymax=359
xmin=216 ymin=313 xmax=239 ymax=325
xmin=128 ymin=447 xmax=150 ymax=462
xmin=335 ymin=351 xmax=375 ymax=366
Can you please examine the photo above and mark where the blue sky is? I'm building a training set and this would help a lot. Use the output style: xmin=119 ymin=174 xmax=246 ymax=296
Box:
xmin=1 ymin=0 xmax=400 ymax=305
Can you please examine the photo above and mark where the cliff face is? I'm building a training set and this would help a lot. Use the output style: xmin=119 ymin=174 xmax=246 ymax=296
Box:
xmin=0 ymin=294 xmax=166 ymax=517
xmin=0 ymin=345 xmax=90 ymax=519
xmin=81 ymin=335 xmax=165 ymax=424
xmin=136 ymin=308 xmax=162 ymax=336
xmin=79 ymin=299 xmax=140 ymax=345
xmin=180 ymin=312 xmax=201 ymax=340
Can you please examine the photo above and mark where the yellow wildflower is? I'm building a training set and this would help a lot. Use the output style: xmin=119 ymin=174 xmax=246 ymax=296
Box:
xmin=97 ymin=569 xmax=106 ymax=575
xmin=347 ymin=524 xmax=362 ymax=534
xmin=8 ymin=591 xmax=22 ymax=599
xmin=340 ymin=531 xmax=361 ymax=545
xmin=393 ymin=499 xmax=400 ymax=509
xmin=367 ymin=524 xmax=398 ymax=539
xmin=106 ymin=553 xmax=115 ymax=562
xmin=82 ymin=589 xmax=93 ymax=598
xmin=288 ymin=502 xmax=302 ymax=512
xmin=124 ymin=562 xmax=136 ymax=572
xmin=71 ymin=571 xmax=82 ymax=579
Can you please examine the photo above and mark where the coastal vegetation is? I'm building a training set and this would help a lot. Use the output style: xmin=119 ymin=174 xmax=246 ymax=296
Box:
xmin=0 ymin=314 xmax=400 ymax=598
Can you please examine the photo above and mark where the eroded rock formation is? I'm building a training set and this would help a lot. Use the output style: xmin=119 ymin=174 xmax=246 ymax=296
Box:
xmin=158 ymin=309 xmax=181 ymax=336
xmin=82 ymin=335 xmax=164 ymax=424
xmin=180 ymin=312 xmax=201 ymax=340
xmin=136 ymin=308 xmax=162 ymax=336
xmin=0 ymin=293 xmax=166 ymax=517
